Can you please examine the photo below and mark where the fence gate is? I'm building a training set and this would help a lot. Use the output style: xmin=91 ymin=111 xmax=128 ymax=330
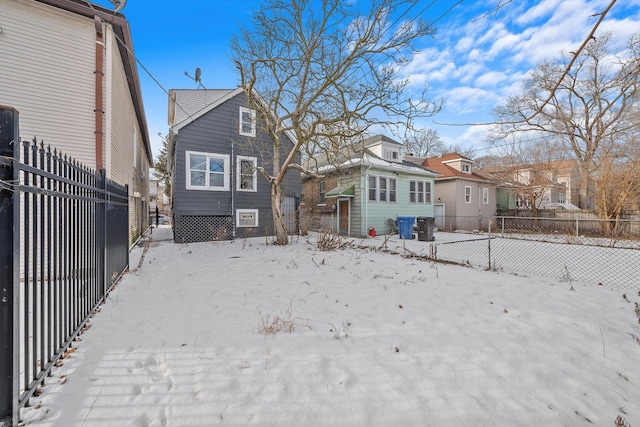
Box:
xmin=0 ymin=107 xmax=130 ymax=425
xmin=281 ymin=196 xmax=300 ymax=234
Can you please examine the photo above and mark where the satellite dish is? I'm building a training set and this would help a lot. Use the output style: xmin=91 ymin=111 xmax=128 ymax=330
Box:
xmin=109 ymin=0 xmax=127 ymax=12
xmin=185 ymin=67 xmax=206 ymax=89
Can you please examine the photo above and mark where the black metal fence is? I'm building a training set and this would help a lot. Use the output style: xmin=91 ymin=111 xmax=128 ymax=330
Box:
xmin=0 ymin=108 xmax=129 ymax=425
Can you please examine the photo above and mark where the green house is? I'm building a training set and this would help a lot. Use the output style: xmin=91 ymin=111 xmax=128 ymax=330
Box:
xmin=301 ymin=135 xmax=439 ymax=237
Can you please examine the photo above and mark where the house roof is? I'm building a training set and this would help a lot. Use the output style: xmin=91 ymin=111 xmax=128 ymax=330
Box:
xmin=438 ymin=152 xmax=474 ymax=163
xmin=363 ymin=134 xmax=403 ymax=147
xmin=422 ymin=152 xmax=493 ymax=183
xmin=168 ymin=87 xmax=298 ymax=145
xmin=309 ymin=147 xmax=439 ymax=178
xmin=325 ymin=185 xmax=355 ymax=198
xmin=168 ymin=88 xmax=240 ymax=130
xmin=36 ymin=0 xmax=152 ymax=163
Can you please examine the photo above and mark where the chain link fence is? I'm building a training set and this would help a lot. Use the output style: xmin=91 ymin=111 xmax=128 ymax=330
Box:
xmin=376 ymin=216 xmax=640 ymax=291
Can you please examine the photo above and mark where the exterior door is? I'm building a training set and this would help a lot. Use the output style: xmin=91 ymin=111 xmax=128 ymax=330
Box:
xmin=338 ymin=199 xmax=349 ymax=235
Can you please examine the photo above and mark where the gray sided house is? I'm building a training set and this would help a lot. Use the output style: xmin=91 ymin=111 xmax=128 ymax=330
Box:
xmin=301 ymin=135 xmax=439 ymax=237
xmin=167 ymin=88 xmax=301 ymax=243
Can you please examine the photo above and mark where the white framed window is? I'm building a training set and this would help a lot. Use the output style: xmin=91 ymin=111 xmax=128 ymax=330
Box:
xmin=236 ymin=156 xmax=257 ymax=191
xmin=379 ymin=176 xmax=387 ymax=201
xmin=462 ymin=163 xmax=470 ymax=173
xmin=383 ymin=148 xmax=399 ymax=161
xmin=318 ymin=180 xmax=326 ymax=204
xmin=368 ymin=175 xmax=396 ymax=202
xmin=186 ymin=151 xmax=230 ymax=191
xmin=464 ymin=186 xmax=472 ymax=204
xmin=482 ymin=187 xmax=489 ymax=204
xmin=409 ymin=180 xmax=432 ymax=204
xmin=389 ymin=178 xmax=396 ymax=202
xmin=368 ymin=176 xmax=377 ymax=201
xmin=236 ymin=209 xmax=258 ymax=227
xmin=239 ymin=106 xmax=256 ymax=137
xmin=559 ymin=193 xmax=566 ymax=204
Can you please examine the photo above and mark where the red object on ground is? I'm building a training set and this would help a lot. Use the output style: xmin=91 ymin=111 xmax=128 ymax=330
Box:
xmin=368 ymin=227 xmax=376 ymax=237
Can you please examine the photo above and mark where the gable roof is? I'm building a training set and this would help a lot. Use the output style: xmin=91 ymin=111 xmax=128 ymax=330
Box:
xmin=169 ymin=88 xmax=241 ymax=131
xmin=364 ymin=134 xmax=403 ymax=147
xmin=307 ymin=144 xmax=439 ymax=178
xmin=36 ymin=0 xmax=152 ymax=163
xmin=438 ymin=152 xmax=474 ymax=163
xmin=422 ymin=153 xmax=493 ymax=183
xmin=168 ymin=87 xmax=298 ymax=146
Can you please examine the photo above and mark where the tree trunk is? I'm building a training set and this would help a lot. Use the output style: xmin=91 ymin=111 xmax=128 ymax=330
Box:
xmin=578 ymin=171 xmax=590 ymax=210
xmin=271 ymin=182 xmax=288 ymax=245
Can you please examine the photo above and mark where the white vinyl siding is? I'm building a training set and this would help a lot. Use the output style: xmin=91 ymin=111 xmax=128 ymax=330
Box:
xmin=1 ymin=1 xmax=96 ymax=166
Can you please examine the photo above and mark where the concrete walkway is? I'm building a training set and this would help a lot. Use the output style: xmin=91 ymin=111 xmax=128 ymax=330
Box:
xmin=130 ymin=225 xmax=173 ymax=270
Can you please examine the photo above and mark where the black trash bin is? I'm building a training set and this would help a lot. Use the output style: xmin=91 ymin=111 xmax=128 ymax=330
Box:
xmin=417 ymin=216 xmax=435 ymax=241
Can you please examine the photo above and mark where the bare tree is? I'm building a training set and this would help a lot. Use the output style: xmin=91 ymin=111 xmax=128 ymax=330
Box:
xmin=231 ymin=0 xmax=442 ymax=244
xmin=485 ymin=137 xmax=565 ymax=217
xmin=592 ymin=135 xmax=640 ymax=228
xmin=404 ymin=128 xmax=443 ymax=157
xmin=492 ymin=32 xmax=640 ymax=210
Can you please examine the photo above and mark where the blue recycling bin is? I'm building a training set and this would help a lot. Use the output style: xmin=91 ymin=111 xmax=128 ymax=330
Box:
xmin=396 ymin=216 xmax=415 ymax=239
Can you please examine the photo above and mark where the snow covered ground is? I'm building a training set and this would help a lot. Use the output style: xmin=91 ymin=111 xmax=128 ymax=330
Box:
xmin=20 ymin=226 xmax=640 ymax=426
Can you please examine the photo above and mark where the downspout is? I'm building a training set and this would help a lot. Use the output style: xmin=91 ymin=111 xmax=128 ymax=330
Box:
xmin=364 ymin=162 xmax=372 ymax=236
xmin=230 ymin=140 xmax=235 ymax=239
xmin=94 ymin=16 xmax=104 ymax=169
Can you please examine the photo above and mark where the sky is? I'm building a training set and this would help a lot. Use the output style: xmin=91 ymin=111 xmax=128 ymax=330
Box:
xmin=19 ymin=226 xmax=640 ymax=426
xmin=90 ymin=0 xmax=640 ymax=163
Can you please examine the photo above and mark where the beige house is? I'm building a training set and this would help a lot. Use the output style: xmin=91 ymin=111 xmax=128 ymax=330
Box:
xmin=0 ymin=0 xmax=152 ymax=243
xmin=407 ymin=153 xmax=497 ymax=231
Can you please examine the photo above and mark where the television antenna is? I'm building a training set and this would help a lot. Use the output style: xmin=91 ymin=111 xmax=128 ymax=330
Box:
xmin=185 ymin=67 xmax=207 ymax=89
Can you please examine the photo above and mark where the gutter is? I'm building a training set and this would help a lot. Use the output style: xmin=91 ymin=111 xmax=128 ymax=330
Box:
xmin=94 ymin=16 xmax=104 ymax=169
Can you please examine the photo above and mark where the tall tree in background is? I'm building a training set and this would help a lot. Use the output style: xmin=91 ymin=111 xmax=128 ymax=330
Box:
xmin=492 ymin=33 xmax=640 ymax=211
xmin=404 ymin=128 xmax=443 ymax=157
xmin=231 ymin=0 xmax=442 ymax=244
xmin=485 ymin=137 xmax=566 ymax=217
xmin=153 ymin=138 xmax=171 ymax=198
xmin=592 ymin=135 xmax=640 ymax=228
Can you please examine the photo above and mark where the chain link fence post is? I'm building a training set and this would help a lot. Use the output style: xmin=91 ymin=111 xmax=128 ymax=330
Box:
xmin=488 ymin=220 xmax=492 ymax=269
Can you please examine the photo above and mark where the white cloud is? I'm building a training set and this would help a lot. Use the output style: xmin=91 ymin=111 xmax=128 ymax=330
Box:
xmin=443 ymin=86 xmax=498 ymax=115
xmin=456 ymin=61 xmax=485 ymax=85
xmin=454 ymin=36 xmax=474 ymax=52
xmin=475 ymin=70 xmax=508 ymax=88
xmin=516 ymin=0 xmax=564 ymax=25
xmin=397 ymin=0 xmax=640 ymax=153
